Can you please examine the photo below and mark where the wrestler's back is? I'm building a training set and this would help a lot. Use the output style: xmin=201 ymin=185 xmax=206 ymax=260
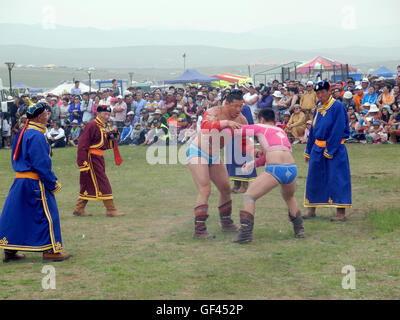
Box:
xmin=242 ymin=124 xmax=295 ymax=165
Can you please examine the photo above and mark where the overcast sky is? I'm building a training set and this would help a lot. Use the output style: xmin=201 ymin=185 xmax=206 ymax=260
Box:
xmin=1 ymin=0 xmax=399 ymax=32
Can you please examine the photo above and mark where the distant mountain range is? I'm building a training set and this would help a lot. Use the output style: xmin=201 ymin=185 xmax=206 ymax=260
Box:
xmin=0 ymin=23 xmax=398 ymax=69
xmin=1 ymin=23 xmax=398 ymax=50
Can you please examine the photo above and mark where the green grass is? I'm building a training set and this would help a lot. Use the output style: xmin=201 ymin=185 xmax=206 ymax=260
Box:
xmin=0 ymin=143 xmax=399 ymax=300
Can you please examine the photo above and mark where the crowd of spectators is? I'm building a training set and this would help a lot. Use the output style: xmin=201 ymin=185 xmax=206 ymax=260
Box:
xmin=2 ymin=73 xmax=400 ymax=150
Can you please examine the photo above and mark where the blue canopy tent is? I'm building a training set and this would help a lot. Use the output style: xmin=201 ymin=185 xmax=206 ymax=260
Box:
xmin=369 ymin=66 xmax=397 ymax=78
xmin=13 ymin=81 xmax=43 ymax=93
xmin=164 ymin=69 xmax=219 ymax=84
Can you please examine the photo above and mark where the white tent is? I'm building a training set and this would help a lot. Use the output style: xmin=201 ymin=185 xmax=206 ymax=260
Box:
xmin=49 ymin=82 xmax=91 ymax=95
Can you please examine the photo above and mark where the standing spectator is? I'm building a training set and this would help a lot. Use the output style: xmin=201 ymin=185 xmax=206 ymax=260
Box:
xmin=68 ymin=96 xmax=82 ymax=123
xmin=243 ymin=84 xmax=259 ymax=120
xmin=81 ymin=92 xmax=94 ymax=123
xmin=145 ymin=94 xmax=158 ymax=114
xmin=47 ymin=122 xmax=66 ymax=148
xmin=196 ymin=92 xmax=207 ymax=112
xmin=300 ymin=81 xmax=317 ymax=121
xmin=60 ymin=98 xmax=70 ymax=127
xmin=155 ymin=93 xmax=165 ymax=110
xmin=272 ymin=91 xmax=284 ymax=121
xmin=2 ymin=112 xmax=11 ymax=148
xmin=111 ymin=79 xmax=120 ymax=96
xmin=50 ymin=97 xmax=61 ymax=124
xmin=165 ymin=90 xmax=177 ymax=114
xmin=113 ymin=95 xmax=127 ymax=132
xmin=71 ymin=81 xmax=82 ymax=95
xmin=91 ymin=95 xmax=100 ymax=117
xmin=133 ymin=91 xmax=147 ymax=123
xmin=287 ymin=87 xmax=300 ymax=112
xmin=124 ymin=94 xmax=134 ymax=113
xmin=207 ymin=92 xmax=218 ymax=109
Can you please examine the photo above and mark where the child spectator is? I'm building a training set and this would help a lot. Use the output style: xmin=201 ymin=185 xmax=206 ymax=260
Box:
xmin=367 ymin=120 xmax=388 ymax=144
xmin=119 ymin=119 xmax=133 ymax=145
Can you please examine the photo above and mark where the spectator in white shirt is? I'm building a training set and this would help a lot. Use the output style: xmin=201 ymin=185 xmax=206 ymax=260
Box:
xmin=70 ymin=81 xmax=82 ymax=95
xmin=47 ymin=122 xmax=66 ymax=148
xmin=243 ymin=84 xmax=259 ymax=120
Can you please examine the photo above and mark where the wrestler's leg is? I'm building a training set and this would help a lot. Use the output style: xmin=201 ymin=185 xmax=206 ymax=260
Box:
xmin=209 ymin=161 xmax=238 ymax=232
xmin=242 ymin=172 xmax=279 ymax=215
xmin=280 ymin=179 xmax=300 ymax=216
xmin=188 ymin=157 xmax=211 ymax=207
xmin=281 ymin=179 xmax=305 ymax=238
xmin=208 ymin=161 xmax=231 ymax=207
xmin=188 ymin=157 xmax=214 ymax=239
xmin=233 ymin=172 xmax=279 ymax=244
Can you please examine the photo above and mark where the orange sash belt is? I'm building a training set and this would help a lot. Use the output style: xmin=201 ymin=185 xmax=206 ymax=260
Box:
xmin=89 ymin=149 xmax=105 ymax=156
xmin=16 ymin=171 xmax=40 ymax=180
xmin=315 ymin=139 xmax=345 ymax=148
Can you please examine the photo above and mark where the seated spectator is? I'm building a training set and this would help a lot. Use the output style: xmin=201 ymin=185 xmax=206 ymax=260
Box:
xmin=176 ymin=105 xmax=186 ymax=120
xmin=332 ymin=88 xmax=343 ymax=102
xmin=130 ymin=123 xmax=145 ymax=146
xmin=389 ymin=104 xmax=400 ymax=143
xmin=47 ymin=122 xmax=66 ymax=148
xmin=280 ymin=111 xmax=291 ymax=129
xmin=139 ymin=109 xmax=151 ymax=129
xmin=342 ymin=91 xmax=356 ymax=110
xmin=353 ymin=86 xmax=365 ymax=112
xmin=126 ymin=110 xmax=135 ymax=124
xmin=142 ymin=119 xmax=169 ymax=146
xmin=366 ymin=120 xmax=388 ymax=144
xmin=150 ymin=109 xmax=167 ymax=126
xmin=258 ymin=86 xmax=273 ymax=110
xmin=184 ymin=96 xmax=197 ymax=118
xmin=348 ymin=114 xmax=359 ymax=141
xmin=167 ymin=110 xmax=179 ymax=142
xmin=67 ymin=120 xmax=81 ymax=147
xmin=145 ymin=94 xmax=158 ymax=114
xmin=380 ymin=105 xmax=392 ymax=132
xmin=376 ymin=84 xmax=394 ymax=109
xmin=284 ymin=104 xmax=306 ymax=144
xmin=119 ymin=119 xmax=133 ymax=145
xmin=366 ymin=104 xmax=381 ymax=124
xmin=299 ymin=120 xmax=312 ymax=144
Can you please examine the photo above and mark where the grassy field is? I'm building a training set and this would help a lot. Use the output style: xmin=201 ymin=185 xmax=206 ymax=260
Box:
xmin=0 ymin=143 xmax=399 ymax=300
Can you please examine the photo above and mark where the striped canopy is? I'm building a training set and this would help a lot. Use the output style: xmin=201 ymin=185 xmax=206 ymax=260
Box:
xmin=211 ymin=73 xmax=252 ymax=87
xmin=295 ymin=56 xmax=357 ymax=75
